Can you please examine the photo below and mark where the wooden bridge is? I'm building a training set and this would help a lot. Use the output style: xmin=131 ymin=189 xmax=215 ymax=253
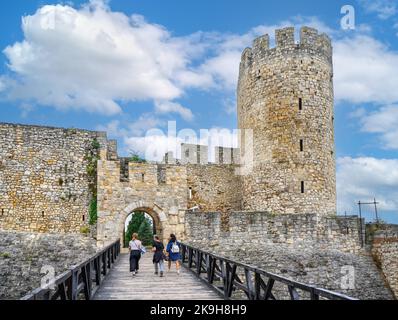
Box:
xmin=21 ymin=240 xmax=356 ymax=301
xmin=93 ymin=252 xmax=220 ymax=300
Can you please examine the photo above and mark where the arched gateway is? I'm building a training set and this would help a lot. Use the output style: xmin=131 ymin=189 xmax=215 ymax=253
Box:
xmin=119 ymin=204 xmax=164 ymax=246
xmin=96 ymin=161 xmax=188 ymax=247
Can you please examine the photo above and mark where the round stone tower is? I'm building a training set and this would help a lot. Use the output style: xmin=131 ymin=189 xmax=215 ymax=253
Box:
xmin=237 ymin=26 xmax=336 ymax=215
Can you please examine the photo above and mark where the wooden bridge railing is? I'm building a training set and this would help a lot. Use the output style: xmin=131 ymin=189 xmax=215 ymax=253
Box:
xmin=21 ymin=239 xmax=121 ymax=300
xmin=181 ymin=243 xmax=357 ymax=301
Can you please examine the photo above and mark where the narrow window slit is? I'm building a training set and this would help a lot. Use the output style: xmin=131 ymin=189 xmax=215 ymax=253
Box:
xmin=189 ymin=187 xmax=193 ymax=200
xmin=301 ymin=181 xmax=305 ymax=194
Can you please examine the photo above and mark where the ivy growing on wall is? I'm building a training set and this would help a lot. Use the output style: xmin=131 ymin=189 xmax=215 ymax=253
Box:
xmin=86 ymin=139 xmax=101 ymax=225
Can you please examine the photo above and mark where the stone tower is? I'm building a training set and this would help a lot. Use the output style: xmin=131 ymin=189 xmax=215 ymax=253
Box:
xmin=237 ymin=26 xmax=336 ymax=215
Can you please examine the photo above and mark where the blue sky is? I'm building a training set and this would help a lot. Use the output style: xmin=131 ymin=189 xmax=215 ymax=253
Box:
xmin=0 ymin=0 xmax=397 ymax=223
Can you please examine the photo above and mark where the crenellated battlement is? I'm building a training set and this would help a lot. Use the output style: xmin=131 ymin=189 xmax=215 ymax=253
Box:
xmin=238 ymin=26 xmax=336 ymax=216
xmin=240 ymin=26 xmax=332 ymax=69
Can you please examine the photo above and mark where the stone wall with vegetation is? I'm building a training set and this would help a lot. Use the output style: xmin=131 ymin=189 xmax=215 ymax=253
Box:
xmin=185 ymin=211 xmax=394 ymax=300
xmin=0 ymin=123 xmax=111 ymax=234
xmin=371 ymin=225 xmax=398 ymax=299
xmin=0 ymin=230 xmax=97 ymax=300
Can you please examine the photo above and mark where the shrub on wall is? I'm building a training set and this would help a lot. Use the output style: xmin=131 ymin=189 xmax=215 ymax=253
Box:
xmin=130 ymin=151 xmax=146 ymax=163
xmin=89 ymin=197 xmax=98 ymax=225
xmin=86 ymin=139 xmax=101 ymax=227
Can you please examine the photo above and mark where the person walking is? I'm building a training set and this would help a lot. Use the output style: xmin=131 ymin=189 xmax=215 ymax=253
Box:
xmin=129 ymin=233 xmax=142 ymax=277
xmin=166 ymin=234 xmax=182 ymax=275
xmin=152 ymin=235 xmax=165 ymax=277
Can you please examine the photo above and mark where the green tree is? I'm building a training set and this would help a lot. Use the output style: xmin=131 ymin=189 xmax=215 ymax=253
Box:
xmin=125 ymin=212 xmax=145 ymax=247
xmin=138 ymin=218 xmax=154 ymax=246
xmin=124 ymin=212 xmax=153 ymax=247
xmin=129 ymin=150 xmax=147 ymax=163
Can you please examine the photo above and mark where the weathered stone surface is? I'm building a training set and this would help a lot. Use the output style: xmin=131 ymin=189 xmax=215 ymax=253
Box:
xmin=371 ymin=225 xmax=398 ymax=298
xmin=186 ymin=165 xmax=242 ymax=213
xmin=185 ymin=212 xmax=364 ymax=254
xmin=238 ymin=26 xmax=336 ymax=215
xmin=185 ymin=212 xmax=394 ymax=300
xmin=0 ymin=123 xmax=112 ymax=233
xmin=0 ymin=26 xmax=395 ymax=300
xmin=96 ymin=162 xmax=189 ymax=246
xmin=0 ymin=230 xmax=97 ymax=300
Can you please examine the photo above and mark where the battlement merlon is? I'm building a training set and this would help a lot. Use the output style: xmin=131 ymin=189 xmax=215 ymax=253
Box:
xmin=240 ymin=26 xmax=333 ymax=69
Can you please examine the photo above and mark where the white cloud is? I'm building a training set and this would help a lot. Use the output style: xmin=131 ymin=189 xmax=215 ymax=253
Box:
xmin=96 ymin=115 xmax=163 ymax=139
xmin=334 ymin=35 xmax=398 ymax=105
xmin=199 ymin=51 xmax=242 ymax=91
xmin=196 ymin=16 xmax=334 ymax=92
xmin=3 ymin=2 xmax=398 ymax=160
xmin=360 ymin=105 xmax=398 ymax=149
xmin=222 ymin=97 xmax=237 ymax=115
xmin=0 ymin=77 xmax=5 ymax=92
xmin=337 ymin=157 xmax=398 ymax=214
xmin=154 ymin=101 xmax=194 ymax=121
xmin=359 ymin=0 xmax=397 ymax=20
xmin=96 ymin=120 xmax=128 ymax=138
xmin=128 ymin=115 xmax=164 ymax=136
xmin=1 ymin=1 xmax=205 ymax=116
xmin=124 ymin=134 xmax=183 ymax=162
xmin=6 ymin=2 xmax=392 ymax=118
xmin=19 ymin=103 xmax=34 ymax=118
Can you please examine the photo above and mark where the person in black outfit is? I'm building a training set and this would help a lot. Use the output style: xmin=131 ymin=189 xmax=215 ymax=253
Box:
xmin=129 ymin=233 xmax=142 ymax=277
xmin=152 ymin=235 xmax=165 ymax=277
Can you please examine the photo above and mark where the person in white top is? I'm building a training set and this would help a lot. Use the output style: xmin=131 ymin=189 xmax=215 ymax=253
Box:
xmin=129 ymin=233 xmax=142 ymax=277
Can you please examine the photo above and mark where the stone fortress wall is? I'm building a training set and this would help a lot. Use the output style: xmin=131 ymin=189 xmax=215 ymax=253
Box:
xmin=96 ymin=160 xmax=243 ymax=245
xmin=185 ymin=211 xmax=394 ymax=300
xmin=0 ymin=230 xmax=97 ymax=300
xmin=0 ymin=122 xmax=243 ymax=240
xmin=0 ymin=123 xmax=116 ymax=233
xmin=371 ymin=225 xmax=398 ymax=298
xmin=185 ymin=211 xmax=364 ymax=254
xmin=96 ymin=161 xmax=188 ymax=246
xmin=0 ymin=26 xmax=396 ymax=299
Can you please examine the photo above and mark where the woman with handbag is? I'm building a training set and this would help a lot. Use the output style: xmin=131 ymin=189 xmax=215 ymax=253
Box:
xmin=152 ymin=235 xmax=166 ymax=277
xmin=129 ymin=233 xmax=143 ymax=277
xmin=166 ymin=234 xmax=182 ymax=275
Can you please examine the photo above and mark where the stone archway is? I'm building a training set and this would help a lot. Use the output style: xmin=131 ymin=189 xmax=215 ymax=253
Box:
xmin=97 ymin=200 xmax=186 ymax=248
xmin=96 ymin=161 xmax=189 ymax=247
xmin=120 ymin=206 xmax=164 ymax=247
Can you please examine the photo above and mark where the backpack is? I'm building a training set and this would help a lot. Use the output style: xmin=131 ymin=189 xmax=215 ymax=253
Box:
xmin=171 ymin=241 xmax=180 ymax=254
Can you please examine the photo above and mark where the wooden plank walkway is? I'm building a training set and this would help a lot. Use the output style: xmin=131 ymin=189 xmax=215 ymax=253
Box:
xmin=93 ymin=253 xmax=221 ymax=300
